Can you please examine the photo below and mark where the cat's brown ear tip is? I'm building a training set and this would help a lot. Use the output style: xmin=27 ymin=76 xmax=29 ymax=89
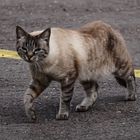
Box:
xmin=44 ymin=27 xmax=51 ymax=34
xmin=16 ymin=25 xmax=23 ymax=31
xmin=48 ymin=27 xmax=51 ymax=32
xmin=16 ymin=25 xmax=27 ymax=39
xmin=47 ymin=28 xmax=51 ymax=36
xmin=39 ymin=27 xmax=51 ymax=40
xmin=16 ymin=25 xmax=20 ymax=28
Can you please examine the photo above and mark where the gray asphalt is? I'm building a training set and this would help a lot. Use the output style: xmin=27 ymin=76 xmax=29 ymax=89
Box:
xmin=0 ymin=0 xmax=140 ymax=140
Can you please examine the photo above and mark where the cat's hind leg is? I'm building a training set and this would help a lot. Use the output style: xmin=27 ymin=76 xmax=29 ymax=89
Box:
xmin=125 ymin=74 xmax=137 ymax=101
xmin=114 ymin=69 xmax=137 ymax=101
xmin=76 ymin=81 xmax=98 ymax=112
xmin=24 ymin=79 xmax=50 ymax=121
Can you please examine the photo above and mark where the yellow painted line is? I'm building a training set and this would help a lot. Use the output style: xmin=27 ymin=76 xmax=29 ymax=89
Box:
xmin=0 ymin=49 xmax=140 ymax=78
xmin=134 ymin=69 xmax=140 ymax=78
xmin=0 ymin=49 xmax=21 ymax=59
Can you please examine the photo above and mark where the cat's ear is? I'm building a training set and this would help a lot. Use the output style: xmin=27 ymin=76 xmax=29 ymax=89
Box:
xmin=38 ymin=28 xmax=51 ymax=42
xmin=16 ymin=25 xmax=28 ymax=39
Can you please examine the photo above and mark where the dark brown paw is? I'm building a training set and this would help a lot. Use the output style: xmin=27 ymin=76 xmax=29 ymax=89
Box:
xmin=56 ymin=112 xmax=69 ymax=120
xmin=26 ymin=108 xmax=37 ymax=121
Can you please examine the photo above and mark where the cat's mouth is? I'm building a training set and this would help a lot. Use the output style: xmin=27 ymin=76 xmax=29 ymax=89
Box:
xmin=24 ymin=59 xmax=33 ymax=63
xmin=20 ymin=54 xmax=35 ymax=63
xmin=24 ymin=56 xmax=45 ymax=63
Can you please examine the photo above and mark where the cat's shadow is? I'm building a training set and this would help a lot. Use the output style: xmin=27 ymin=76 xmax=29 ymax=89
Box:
xmin=99 ymin=95 xmax=126 ymax=103
xmin=0 ymin=96 xmax=125 ymax=124
xmin=0 ymin=95 xmax=127 ymax=124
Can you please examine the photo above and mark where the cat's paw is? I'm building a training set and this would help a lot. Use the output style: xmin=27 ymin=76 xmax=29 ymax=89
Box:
xmin=56 ymin=112 xmax=69 ymax=120
xmin=75 ymin=104 xmax=89 ymax=112
xmin=126 ymin=94 xmax=137 ymax=101
xmin=25 ymin=105 xmax=37 ymax=121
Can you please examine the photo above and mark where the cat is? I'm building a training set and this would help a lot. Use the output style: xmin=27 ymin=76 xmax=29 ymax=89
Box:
xmin=16 ymin=20 xmax=136 ymax=121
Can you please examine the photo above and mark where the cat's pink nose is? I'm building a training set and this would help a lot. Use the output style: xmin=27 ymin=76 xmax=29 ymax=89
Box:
xmin=27 ymin=52 xmax=33 ymax=60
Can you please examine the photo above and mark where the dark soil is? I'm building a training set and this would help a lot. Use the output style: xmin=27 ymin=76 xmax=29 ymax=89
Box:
xmin=0 ymin=0 xmax=140 ymax=140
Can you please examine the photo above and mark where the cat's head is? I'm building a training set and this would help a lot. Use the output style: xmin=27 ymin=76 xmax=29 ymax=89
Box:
xmin=16 ymin=26 xmax=51 ymax=63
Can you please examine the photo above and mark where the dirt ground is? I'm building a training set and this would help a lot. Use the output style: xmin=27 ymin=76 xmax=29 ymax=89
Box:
xmin=0 ymin=0 xmax=140 ymax=139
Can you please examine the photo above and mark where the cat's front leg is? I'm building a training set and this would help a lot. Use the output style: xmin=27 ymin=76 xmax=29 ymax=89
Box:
xmin=56 ymin=76 xmax=76 ymax=120
xmin=24 ymin=79 xmax=49 ymax=121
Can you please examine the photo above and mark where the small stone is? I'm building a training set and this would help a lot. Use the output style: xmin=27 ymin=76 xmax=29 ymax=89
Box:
xmin=3 ymin=122 xmax=8 ymax=125
xmin=62 ymin=8 xmax=67 ymax=12
xmin=117 ymin=111 xmax=121 ymax=113
xmin=43 ymin=96 xmax=48 ymax=100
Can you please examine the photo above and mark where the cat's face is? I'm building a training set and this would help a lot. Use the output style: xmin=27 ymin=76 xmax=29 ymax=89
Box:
xmin=16 ymin=26 xmax=51 ymax=63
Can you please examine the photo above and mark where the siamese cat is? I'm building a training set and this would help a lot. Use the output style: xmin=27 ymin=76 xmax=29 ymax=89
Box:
xmin=16 ymin=21 xmax=136 ymax=121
